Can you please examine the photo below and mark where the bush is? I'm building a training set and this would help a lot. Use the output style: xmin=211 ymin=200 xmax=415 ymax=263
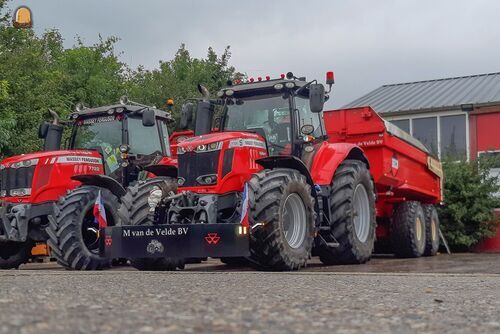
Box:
xmin=439 ymin=156 xmax=500 ymax=250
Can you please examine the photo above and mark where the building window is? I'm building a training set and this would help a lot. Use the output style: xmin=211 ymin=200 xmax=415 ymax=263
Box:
xmin=441 ymin=114 xmax=467 ymax=160
xmin=413 ymin=117 xmax=438 ymax=156
xmin=391 ymin=119 xmax=410 ymax=133
xmin=386 ymin=112 xmax=468 ymax=160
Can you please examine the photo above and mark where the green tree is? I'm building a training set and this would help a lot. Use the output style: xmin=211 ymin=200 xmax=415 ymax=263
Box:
xmin=439 ymin=157 xmax=500 ymax=250
xmin=126 ymin=44 xmax=239 ymax=127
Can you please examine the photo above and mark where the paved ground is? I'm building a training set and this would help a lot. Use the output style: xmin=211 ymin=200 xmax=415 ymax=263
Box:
xmin=0 ymin=254 xmax=499 ymax=333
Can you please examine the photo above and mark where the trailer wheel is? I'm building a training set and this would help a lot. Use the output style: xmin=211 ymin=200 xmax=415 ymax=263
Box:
xmin=391 ymin=201 xmax=426 ymax=257
xmin=0 ymin=240 xmax=34 ymax=269
xmin=118 ymin=177 xmax=184 ymax=271
xmin=248 ymin=168 xmax=315 ymax=271
xmin=46 ymin=186 xmax=119 ymax=270
xmin=423 ymin=205 xmax=440 ymax=256
xmin=317 ymin=160 xmax=376 ymax=265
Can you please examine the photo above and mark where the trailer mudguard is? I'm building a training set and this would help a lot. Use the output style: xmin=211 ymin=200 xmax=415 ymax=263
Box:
xmin=143 ymin=164 xmax=177 ymax=178
xmin=310 ymin=142 xmax=369 ymax=186
xmin=71 ymin=174 xmax=126 ymax=197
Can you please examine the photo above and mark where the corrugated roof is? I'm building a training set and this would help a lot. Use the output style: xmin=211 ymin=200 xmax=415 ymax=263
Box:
xmin=343 ymin=72 xmax=500 ymax=114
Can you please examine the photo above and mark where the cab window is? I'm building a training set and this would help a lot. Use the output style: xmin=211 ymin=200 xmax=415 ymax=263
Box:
xmin=127 ymin=117 xmax=163 ymax=155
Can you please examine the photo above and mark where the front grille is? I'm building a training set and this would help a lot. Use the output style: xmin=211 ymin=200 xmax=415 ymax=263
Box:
xmin=0 ymin=166 xmax=35 ymax=196
xmin=178 ymin=151 xmax=220 ymax=187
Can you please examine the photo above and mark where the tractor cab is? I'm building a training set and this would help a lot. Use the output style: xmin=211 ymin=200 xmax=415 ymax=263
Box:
xmin=217 ymin=72 xmax=330 ymax=158
xmin=68 ymin=102 xmax=173 ymax=186
xmin=38 ymin=99 xmax=174 ymax=187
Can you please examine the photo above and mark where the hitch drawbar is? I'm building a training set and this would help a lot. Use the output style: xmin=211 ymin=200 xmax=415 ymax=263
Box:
xmin=101 ymin=223 xmax=250 ymax=259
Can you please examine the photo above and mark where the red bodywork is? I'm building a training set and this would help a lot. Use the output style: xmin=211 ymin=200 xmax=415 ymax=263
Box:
xmin=0 ymin=150 xmax=103 ymax=205
xmin=178 ymin=132 xmax=267 ymax=194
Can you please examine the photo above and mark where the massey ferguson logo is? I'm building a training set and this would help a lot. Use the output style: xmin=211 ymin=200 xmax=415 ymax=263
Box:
xmin=146 ymin=239 xmax=165 ymax=254
xmin=205 ymin=233 xmax=220 ymax=245
xmin=104 ymin=235 xmax=112 ymax=247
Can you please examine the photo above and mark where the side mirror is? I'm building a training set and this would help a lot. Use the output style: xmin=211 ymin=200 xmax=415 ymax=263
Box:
xmin=180 ymin=103 xmax=195 ymax=130
xmin=142 ymin=108 xmax=156 ymax=127
xmin=38 ymin=122 xmax=49 ymax=139
xmin=309 ymin=83 xmax=325 ymax=113
xmin=195 ymin=101 xmax=214 ymax=136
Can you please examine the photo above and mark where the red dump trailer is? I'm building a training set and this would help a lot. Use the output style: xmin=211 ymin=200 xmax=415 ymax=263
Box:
xmin=325 ymin=106 xmax=443 ymax=255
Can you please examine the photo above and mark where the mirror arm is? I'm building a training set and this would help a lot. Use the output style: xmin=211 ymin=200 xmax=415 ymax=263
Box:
xmin=295 ymin=80 xmax=317 ymax=96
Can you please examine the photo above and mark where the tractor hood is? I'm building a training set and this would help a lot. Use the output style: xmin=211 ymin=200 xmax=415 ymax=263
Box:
xmin=0 ymin=150 xmax=101 ymax=167
xmin=178 ymin=131 xmax=265 ymax=150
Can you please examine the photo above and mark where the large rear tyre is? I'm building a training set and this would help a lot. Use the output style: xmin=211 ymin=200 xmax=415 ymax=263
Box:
xmin=118 ymin=177 xmax=184 ymax=271
xmin=423 ymin=205 xmax=440 ymax=256
xmin=248 ymin=168 xmax=315 ymax=271
xmin=0 ymin=240 xmax=34 ymax=269
xmin=391 ymin=201 xmax=426 ymax=258
xmin=317 ymin=160 xmax=376 ymax=265
xmin=46 ymin=186 xmax=119 ymax=270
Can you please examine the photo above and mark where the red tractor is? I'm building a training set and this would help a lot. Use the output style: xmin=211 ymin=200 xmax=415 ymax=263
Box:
xmin=0 ymin=99 xmax=178 ymax=269
xmin=104 ymin=72 xmax=442 ymax=271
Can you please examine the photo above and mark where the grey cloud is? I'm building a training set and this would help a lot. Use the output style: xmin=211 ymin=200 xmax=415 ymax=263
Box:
xmin=9 ymin=0 xmax=500 ymax=108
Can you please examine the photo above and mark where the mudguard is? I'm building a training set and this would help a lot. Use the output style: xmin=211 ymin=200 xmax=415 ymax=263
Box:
xmin=71 ymin=174 xmax=126 ymax=197
xmin=256 ymin=156 xmax=315 ymax=188
xmin=310 ymin=142 xmax=369 ymax=186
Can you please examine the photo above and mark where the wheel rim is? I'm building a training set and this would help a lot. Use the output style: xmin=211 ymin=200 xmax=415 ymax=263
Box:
xmin=82 ymin=209 xmax=103 ymax=254
xmin=353 ymin=184 xmax=370 ymax=243
xmin=416 ymin=217 xmax=423 ymax=241
xmin=431 ymin=218 xmax=437 ymax=241
xmin=282 ymin=193 xmax=307 ymax=249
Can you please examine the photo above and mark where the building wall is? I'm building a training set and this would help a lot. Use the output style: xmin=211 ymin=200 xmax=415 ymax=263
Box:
xmin=469 ymin=105 xmax=500 ymax=158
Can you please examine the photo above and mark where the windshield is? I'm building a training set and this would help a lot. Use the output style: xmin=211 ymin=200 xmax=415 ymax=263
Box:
xmin=72 ymin=115 xmax=123 ymax=175
xmin=223 ymin=94 xmax=292 ymax=155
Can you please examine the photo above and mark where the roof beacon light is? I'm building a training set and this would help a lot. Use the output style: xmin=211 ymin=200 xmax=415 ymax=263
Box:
xmin=280 ymin=73 xmax=285 ymax=79
xmin=257 ymin=77 xmax=262 ymax=81
xmin=266 ymin=76 xmax=270 ymax=80
xmin=326 ymin=71 xmax=335 ymax=85
xmin=249 ymin=77 xmax=254 ymax=83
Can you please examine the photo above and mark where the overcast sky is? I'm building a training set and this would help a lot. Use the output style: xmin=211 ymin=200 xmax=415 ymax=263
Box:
xmin=8 ymin=0 xmax=500 ymax=108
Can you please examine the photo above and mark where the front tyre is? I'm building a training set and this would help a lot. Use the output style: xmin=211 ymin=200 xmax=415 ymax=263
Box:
xmin=46 ymin=186 xmax=119 ymax=270
xmin=118 ymin=177 xmax=184 ymax=271
xmin=248 ymin=168 xmax=315 ymax=271
xmin=317 ymin=160 xmax=376 ymax=265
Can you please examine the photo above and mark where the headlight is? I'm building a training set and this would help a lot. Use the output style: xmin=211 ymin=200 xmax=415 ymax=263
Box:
xmin=177 ymin=146 xmax=186 ymax=155
xmin=0 ymin=190 xmax=6 ymax=197
xmin=225 ymin=89 xmax=234 ymax=96
xmin=196 ymin=174 xmax=217 ymax=185
xmin=147 ymin=186 xmax=163 ymax=212
xmin=10 ymin=188 xmax=31 ymax=197
xmin=274 ymin=83 xmax=284 ymax=90
xmin=119 ymin=144 xmax=130 ymax=153
xmin=0 ymin=164 xmax=5 ymax=170
xmin=177 ymin=177 xmax=185 ymax=186
xmin=195 ymin=141 xmax=222 ymax=153
xmin=11 ymin=159 xmax=39 ymax=169
xmin=285 ymin=82 xmax=295 ymax=89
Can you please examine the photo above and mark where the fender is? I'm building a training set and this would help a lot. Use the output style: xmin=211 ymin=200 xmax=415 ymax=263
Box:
xmin=310 ymin=142 xmax=370 ymax=186
xmin=256 ymin=156 xmax=315 ymax=189
xmin=143 ymin=164 xmax=178 ymax=178
xmin=71 ymin=175 xmax=126 ymax=198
